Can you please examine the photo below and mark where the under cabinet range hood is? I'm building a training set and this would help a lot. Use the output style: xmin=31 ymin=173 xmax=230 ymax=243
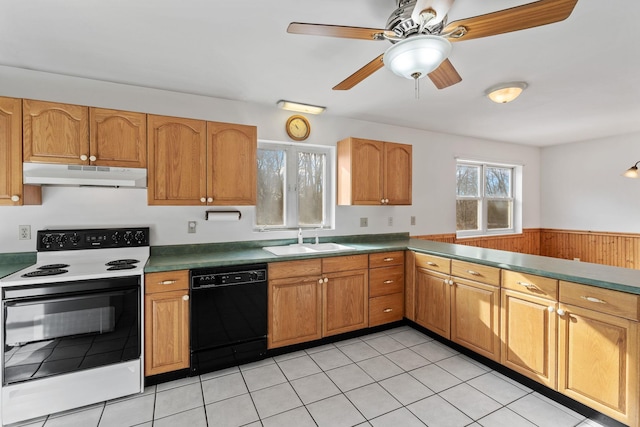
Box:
xmin=23 ymin=163 xmax=147 ymax=188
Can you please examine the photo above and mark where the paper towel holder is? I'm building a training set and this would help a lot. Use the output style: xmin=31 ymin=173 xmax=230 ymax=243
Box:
xmin=205 ymin=210 xmax=242 ymax=221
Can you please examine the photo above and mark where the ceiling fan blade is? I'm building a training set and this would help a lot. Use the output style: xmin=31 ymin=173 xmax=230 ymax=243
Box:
xmin=428 ymin=59 xmax=462 ymax=89
xmin=411 ymin=0 xmax=455 ymax=26
xmin=443 ymin=0 xmax=579 ymax=42
xmin=333 ymin=54 xmax=384 ymax=90
xmin=287 ymin=23 xmax=394 ymax=41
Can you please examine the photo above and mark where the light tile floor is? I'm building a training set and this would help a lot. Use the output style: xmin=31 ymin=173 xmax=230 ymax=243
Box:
xmin=7 ymin=326 xmax=620 ymax=427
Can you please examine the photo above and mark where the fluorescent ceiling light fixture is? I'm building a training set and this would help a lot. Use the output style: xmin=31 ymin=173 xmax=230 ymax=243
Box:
xmin=383 ymin=35 xmax=452 ymax=80
xmin=622 ymin=161 xmax=640 ymax=178
xmin=485 ymin=82 xmax=528 ymax=104
xmin=277 ymin=100 xmax=325 ymax=114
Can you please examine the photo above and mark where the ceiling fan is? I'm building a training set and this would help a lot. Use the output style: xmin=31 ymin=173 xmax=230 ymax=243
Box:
xmin=287 ymin=0 xmax=579 ymax=91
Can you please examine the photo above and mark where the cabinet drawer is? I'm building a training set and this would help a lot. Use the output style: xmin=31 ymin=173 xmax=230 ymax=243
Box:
xmin=322 ymin=254 xmax=368 ymax=273
xmin=559 ymin=281 xmax=640 ymax=321
xmin=415 ymin=253 xmax=451 ymax=274
xmin=369 ymin=251 xmax=404 ymax=269
xmin=452 ymin=260 xmax=500 ymax=286
xmin=268 ymin=259 xmax=322 ymax=280
xmin=369 ymin=293 xmax=404 ymax=326
xmin=502 ymin=270 xmax=558 ymax=300
xmin=145 ymin=270 xmax=189 ymax=294
xmin=369 ymin=265 xmax=404 ymax=297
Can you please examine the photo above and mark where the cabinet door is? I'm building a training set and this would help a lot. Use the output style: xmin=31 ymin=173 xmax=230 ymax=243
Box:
xmin=451 ymin=277 xmax=501 ymax=361
xmin=340 ymin=138 xmax=384 ymax=205
xmin=0 ymin=97 xmax=23 ymax=206
xmin=144 ymin=289 xmax=190 ymax=376
xmin=415 ymin=268 xmax=451 ymax=338
xmin=23 ymin=100 xmax=89 ymax=164
xmin=323 ymin=269 xmax=369 ymax=336
xmin=147 ymin=115 xmax=207 ymax=205
xmin=90 ymin=108 xmax=146 ymax=167
xmin=268 ymin=276 xmax=322 ymax=349
xmin=557 ymin=304 xmax=639 ymax=426
xmin=501 ymin=289 xmax=557 ymax=388
xmin=207 ymin=121 xmax=257 ymax=205
xmin=384 ymin=142 xmax=412 ymax=205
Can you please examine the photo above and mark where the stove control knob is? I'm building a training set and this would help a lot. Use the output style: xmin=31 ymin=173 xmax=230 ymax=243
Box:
xmin=70 ymin=233 xmax=80 ymax=244
xmin=111 ymin=232 xmax=121 ymax=243
xmin=60 ymin=234 xmax=69 ymax=245
xmin=123 ymin=231 xmax=134 ymax=244
xmin=52 ymin=234 xmax=62 ymax=244
xmin=134 ymin=231 xmax=145 ymax=244
xmin=42 ymin=234 xmax=53 ymax=245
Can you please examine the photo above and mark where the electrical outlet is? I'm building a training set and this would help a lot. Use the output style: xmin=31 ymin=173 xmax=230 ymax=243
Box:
xmin=188 ymin=221 xmax=197 ymax=234
xmin=410 ymin=216 xmax=416 ymax=226
xmin=360 ymin=217 xmax=368 ymax=227
xmin=19 ymin=225 xmax=31 ymax=240
xmin=388 ymin=216 xmax=393 ymax=226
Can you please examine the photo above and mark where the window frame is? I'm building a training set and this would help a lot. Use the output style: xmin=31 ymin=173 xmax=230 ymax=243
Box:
xmin=255 ymin=140 xmax=335 ymax=230
xmin=456 ymin=159 xmax=521 ymax=238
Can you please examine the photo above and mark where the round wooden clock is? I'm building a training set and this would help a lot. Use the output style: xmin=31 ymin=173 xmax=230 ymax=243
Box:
xmin=286 ymin=115 xmax=310 ymax=141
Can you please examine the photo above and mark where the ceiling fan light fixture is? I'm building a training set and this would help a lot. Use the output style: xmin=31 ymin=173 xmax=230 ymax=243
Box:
xmin=383 ymin=35 xmax=452 ymax=80
xmin=622 ymin=161 xmax=640 ymax=178
xmin=276 ymin=100 xmax=326 ymax=115
xmin=485 ymin=82 xmax=528 ymax=104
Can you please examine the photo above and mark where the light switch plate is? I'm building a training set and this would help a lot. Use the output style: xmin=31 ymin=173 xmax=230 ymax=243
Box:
xmin=188 ymin=221 xmax=197 ymax=233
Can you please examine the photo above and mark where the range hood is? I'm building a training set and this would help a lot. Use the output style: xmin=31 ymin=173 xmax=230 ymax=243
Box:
xmin=23 ymin=163 xmax=147 ymax=188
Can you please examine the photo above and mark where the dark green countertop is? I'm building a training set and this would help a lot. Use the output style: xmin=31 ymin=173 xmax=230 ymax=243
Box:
xmin=0 ymin=252 xmax=37 ymax=279
xmin=146 ymin=233 xmax=640 ymax=295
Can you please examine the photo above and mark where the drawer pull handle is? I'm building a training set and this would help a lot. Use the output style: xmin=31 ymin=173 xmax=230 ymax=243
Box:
xmin=581 ymin=296 xmax=607 ymax=304
xmin=517 ymin=281 xmax=539 ymax=291
xmin=426 ymin=261 xmax=437 ymax=266
xmin=383 ymin=280 xmax=394 ymax=284
xmin=159 ymin=280 xmax=177 ymax=285
xmin=467 ymin=270 xmax=480 ymax=276
xmin=383 ymin=257 xmax=394 ymax=262
xmin=383 ymin=308 xmax=393 ymax=313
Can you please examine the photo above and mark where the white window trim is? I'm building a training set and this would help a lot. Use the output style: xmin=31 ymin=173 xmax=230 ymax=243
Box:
xmin=456 ymin=159 xmax=522 ymax=239
xmin=256 ymin=139 xmax=335 ymax=231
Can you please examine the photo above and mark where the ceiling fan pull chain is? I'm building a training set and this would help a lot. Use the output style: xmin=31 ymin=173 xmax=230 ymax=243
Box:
xmin=412 ymin=72 xmax=421 ymax=99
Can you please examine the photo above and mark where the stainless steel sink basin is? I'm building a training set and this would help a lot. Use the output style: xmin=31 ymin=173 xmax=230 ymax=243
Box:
xmin=263 ymin=243 xmax=354 ymax=256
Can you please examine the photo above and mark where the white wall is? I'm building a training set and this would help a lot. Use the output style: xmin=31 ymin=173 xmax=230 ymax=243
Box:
xmin=0 ymin=66 xmax=541 ymax=253
xmin=540 ymin=132 xmax=640 ymax=232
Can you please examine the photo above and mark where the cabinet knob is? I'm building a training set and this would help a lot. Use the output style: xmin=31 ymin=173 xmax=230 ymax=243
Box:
xmin=383 ymin=308 xmax=393 ymax=313
xmin=200 ymin=197 xmax=206 ymax=203
xmin=380 ymin=199 xmax=385 ymax=204
xmin=80 ymin=154 xmax=88 ymax=161
xmin=324 ymin=277 xmax=328 ymax=283
xmin=318 ymin=279 xmax=323 ymax=284
xmin=207 ymin=197 xmax=213 ymax=203
xmin=557 ymin=308 xmax=566 ymax=316
xmin=182 ymin=295 xmax=189 ymax=301
xmin=159 ymin=280 xmax=177 ymax=285
xmin=10 ymin=195 xmax=20 ymax=202
xmin=385 ymin=199 xmax=389 ymax=204
xmin=89 ymin=155 xmax=97 ymax=162
xmin=547 ymin=306 xmax=555 ymax=313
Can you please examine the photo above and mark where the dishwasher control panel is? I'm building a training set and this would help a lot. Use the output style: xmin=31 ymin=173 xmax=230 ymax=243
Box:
xmin=191 ymin=264 xmax=267 ymax=289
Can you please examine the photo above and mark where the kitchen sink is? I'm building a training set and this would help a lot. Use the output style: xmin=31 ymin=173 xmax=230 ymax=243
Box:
xmin=263 ymin=243 xmax=354 ymax=256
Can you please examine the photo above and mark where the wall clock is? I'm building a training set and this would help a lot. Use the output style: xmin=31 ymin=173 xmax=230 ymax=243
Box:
xmin=286 ymin=115 xmax=310 ymax=141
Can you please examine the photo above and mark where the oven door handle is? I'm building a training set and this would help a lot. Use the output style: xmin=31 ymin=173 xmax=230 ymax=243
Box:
xmin=3 ymin=289 xmax=134 ymax=307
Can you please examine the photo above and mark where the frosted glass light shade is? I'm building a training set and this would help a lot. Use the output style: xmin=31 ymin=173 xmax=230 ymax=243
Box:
xmin=383 ymin=35 xmax=452 ymax=80
xmin=622 ymin=162 xmax=640 ymax=178
xmin=486 ymin=82 xmax=528 ymax=103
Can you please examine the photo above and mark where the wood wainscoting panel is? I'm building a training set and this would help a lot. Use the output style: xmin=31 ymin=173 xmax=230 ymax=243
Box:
xmin=414 ymin=229 xmax=541 ymax=255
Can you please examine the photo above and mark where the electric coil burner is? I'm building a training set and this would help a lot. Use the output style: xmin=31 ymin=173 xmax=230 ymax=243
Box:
xmin=0 ymin=227 xmax=150 ymax=425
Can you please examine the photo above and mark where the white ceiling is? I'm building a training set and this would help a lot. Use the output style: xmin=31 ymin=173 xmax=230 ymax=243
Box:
xmin=1 ymin=0 xmax=639 ymax=146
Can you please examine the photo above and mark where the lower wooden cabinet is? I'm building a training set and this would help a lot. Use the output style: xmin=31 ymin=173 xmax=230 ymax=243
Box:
xmin=323 ymin=265 xmax=369 ymax=336
xmin=415 ymin=268 xmax=451 ymax=338
xmin=144 ymin=270 xmax=190 ymax=376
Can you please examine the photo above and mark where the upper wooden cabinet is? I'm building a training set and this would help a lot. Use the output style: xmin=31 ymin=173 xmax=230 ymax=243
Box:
xmin=23 ymin=99 xmax=89 ymax=164
xmin=148 ymin=115 xmax=256 ymax=206
xmin=89 ymin=107 xmax=147 ymax=167
xmin=23 ymin=100 xmax=146 ymax=167
xmin=0 ymin=97 xmax=41 ymax=206
xmin=337 ymin=137 xmax=412 ymax=205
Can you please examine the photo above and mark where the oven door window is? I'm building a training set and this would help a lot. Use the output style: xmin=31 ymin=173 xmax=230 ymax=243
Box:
xmin=3 ymin=286 xmax=140 ymax=385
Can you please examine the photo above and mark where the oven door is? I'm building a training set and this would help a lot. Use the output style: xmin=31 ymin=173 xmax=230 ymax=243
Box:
xmin=2 ymin=276 xmax=140 ymax=386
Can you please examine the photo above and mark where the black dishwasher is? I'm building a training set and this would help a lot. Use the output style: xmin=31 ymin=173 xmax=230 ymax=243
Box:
xmin=190 ymin=263 xmax=267 ymax=376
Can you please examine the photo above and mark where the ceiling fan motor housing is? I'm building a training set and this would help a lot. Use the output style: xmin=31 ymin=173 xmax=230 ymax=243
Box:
xmin=388 ymin=0 xmax=446 ymax=39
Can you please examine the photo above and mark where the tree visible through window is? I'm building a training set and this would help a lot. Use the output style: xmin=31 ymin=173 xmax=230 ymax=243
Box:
xmin=456 ymin=161 xmax=514 ymax=236
xmin=257 ymin=141 xmax=332 ymax=229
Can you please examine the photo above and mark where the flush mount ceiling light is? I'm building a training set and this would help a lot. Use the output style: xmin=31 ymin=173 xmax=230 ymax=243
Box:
xmin=277 ymin=100 xmax=326 ymax=115
xmin=485 ymin=82 xmax=528 ymax=104
xmin=383 ymin=35 xmax=452 ymax=81
xmin=622 ymin=161 xmax=640 ymax=178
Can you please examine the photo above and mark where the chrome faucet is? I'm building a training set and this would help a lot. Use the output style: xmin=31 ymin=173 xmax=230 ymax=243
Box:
xmin=297 ymin=228 xmax=303 ymax=244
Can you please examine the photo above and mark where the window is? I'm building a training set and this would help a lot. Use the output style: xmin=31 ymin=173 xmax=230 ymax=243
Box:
xmin=456 ymin=160 xmax=519 ymax=237
xmin=256 ymin=141 xmax=334 ymax=229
